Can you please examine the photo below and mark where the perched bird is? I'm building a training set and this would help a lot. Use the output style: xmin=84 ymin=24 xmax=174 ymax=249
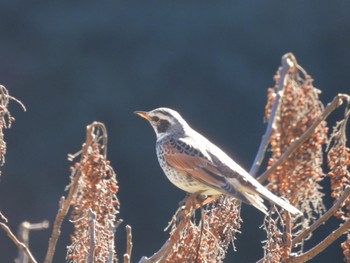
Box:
xmin=135 ymin=107 xmax=302 ymax=216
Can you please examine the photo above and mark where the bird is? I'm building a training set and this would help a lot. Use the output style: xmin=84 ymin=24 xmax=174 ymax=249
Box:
xmin=134 ymin=107 xmax=302 ymax=216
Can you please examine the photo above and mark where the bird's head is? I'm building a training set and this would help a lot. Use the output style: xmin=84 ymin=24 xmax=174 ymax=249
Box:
xmin=134 ymin=107 xmax=188 ymax=139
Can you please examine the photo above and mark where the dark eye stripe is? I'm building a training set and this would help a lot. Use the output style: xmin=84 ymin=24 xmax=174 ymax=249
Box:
xmin=152 ymin=116 xmax=160 ymax=122
xmin=157 ymin=119 xmax=170 ymax=133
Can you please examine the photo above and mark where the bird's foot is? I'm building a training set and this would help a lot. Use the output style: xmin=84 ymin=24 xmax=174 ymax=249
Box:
xmin=191 ymin=194 xmax=221 ymax=210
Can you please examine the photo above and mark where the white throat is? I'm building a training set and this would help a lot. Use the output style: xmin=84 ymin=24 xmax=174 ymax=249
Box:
xmin=155 ymin=130 xmax=171 ymax=141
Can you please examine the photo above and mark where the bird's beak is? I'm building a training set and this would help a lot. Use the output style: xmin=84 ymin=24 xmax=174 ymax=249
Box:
xmin=134 ymin=111 xmax=150 ymax=121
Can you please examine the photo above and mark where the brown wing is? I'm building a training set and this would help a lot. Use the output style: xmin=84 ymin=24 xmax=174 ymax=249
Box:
xmin=161 ymin=138 xmax=252 ymax=203
xmin=162 ymin=138 xmax=236 ymax=195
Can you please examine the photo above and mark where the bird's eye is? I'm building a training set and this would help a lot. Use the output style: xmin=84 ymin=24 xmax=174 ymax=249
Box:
xmin=152 ymin=116 xmax=160 ymax=122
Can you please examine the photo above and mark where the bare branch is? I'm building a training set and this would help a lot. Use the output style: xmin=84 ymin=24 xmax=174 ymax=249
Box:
xmin=123 ymin=225 xmax=133 ymax=263
xmin=292 ymin=186 xmax=350 ymax=247
xmin=0 ymin=223 xmax=37 ymax=263
xmin=290 ymin=219 xmax=350 ymax=262
xmin=139 ymin=239 xmax=173 ymax=263
xmin=139 ymin=214 xmax=190 ymax=263
xmin=284 ymin=212 xmax=292 ymax=259
xmin=250 ymin=53 xmax=295 ymax=176
xmin=16 ymin=221 xmax=49 ymax=263
xmin=87 ymin=209 xmax=96 ymax=263
xmin=139 ymin=197 xmax=195 ymax=262
xmin=258 ymin=187 xmax=350 ymax=262
xmin=115 ymin=219 xmax=124 ymax=229
xmin=44 ymin=173 xmax=82 ymax=263
xmin=124 ymin=225 xmax=133 ymax=263
xmin=44 ymin=122 xmax=108 ymax=263
xmin=0 ymin=211 xmax=8 ymax=222
xmin=0 ymin=85 xmax=27 ymax=113
xmin=123 ymin=254 xmax=131 ymax=263
xmin=258 ymin=93 xmax=350 ymax=183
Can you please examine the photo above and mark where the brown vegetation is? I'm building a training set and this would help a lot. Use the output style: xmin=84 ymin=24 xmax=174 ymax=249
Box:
xmin=1 ymin=53 xmax=350 ymax=262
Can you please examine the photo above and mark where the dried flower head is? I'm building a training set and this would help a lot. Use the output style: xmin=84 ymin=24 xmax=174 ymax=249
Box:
xmin=327 ymin=112 xmax=350 ymax=220
xmin=266 ymin=65 xmax=327 ymax=225
xmin=66 ymin=123 xmax=119 ymax=263
xmin=262 ymin=206 xmax=290 ymax=262
xmin=342 ymin=233 xmax=350 ymax=262
xmin=0 ymin=85 xmax=25 ymax=171
xmin=327 ymin=109 xmax=350 ymax=261
xmin=166 ymin=196 xmax=241 ymax=263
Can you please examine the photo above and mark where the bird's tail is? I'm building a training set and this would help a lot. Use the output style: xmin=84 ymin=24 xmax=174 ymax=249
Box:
xmin=254 ymin=186 xmax=303 ymax=216
xmin=243 ymin=192 xmax=269 ymax=215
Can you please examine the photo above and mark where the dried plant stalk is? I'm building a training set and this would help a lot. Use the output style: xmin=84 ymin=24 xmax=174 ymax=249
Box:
xmin=0 ymin=222 xmax=37 ymax=263
xmin=139 ymin=54 xmax=350 ymax=263
xmin=261 ymin=207 xmax=286 ymax=263
xmin=140 ymin=196 xmax=241 ymax=263
xmin=327 ymin=107 xmax=350 ymax=261
xmin=0 ymin=85 xmax=25 ymax=173
xmin=66 ymin=122 xmax=120 ymax=263
xmin=265 ymin=55 xmax=327 ymax=244
xmin=17 ymin=220 xmax=49 ymax=263
xmin=165 ymin=196 xmax=241 ymax=263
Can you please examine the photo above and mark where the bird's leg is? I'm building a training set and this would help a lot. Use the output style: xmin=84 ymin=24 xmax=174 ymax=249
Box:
xmin=178 ymin=193 xmax=191 ymax=208
xmin=185 ymin=193 xmax=201 ymax=214
xmin=201 ymin=195 xmax=221 ymax=207
xmin=171 ymin=194 xmax=220 ymax=230
xmin=193 ymin=194 xmax=221 ymax=210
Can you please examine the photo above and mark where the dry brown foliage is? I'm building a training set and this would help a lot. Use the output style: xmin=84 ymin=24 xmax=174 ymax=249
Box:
xmin=66 ymin=123 xmax=120 ymax=263
xmin=262 ymin=207 xmax=288 ymax=262
xmin=266 ymin=69 xmax=327 ymax=217
xmin=43 ymin=122 xmax=120 ymax=263
xmin=0 ymin=85 xmax=25 ymax=171
xmin=264 ymin=56 xmax=328 ymax=257
xmin=327 ymin=109 xmax=350 ymax=260
xmin=165 ymin=196 xmax=241 ymax=262
xmin=140 ymin=53 xmax=350 ymax=263
xmin=1 ymin=54 xmax=350 ymax=263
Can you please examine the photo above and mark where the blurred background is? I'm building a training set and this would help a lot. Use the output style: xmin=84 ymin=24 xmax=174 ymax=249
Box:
xmin=0 ymin=1 xmax=349 ymax=262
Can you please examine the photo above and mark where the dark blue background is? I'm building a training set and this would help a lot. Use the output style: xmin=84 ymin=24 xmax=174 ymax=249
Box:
xmin=0 ymin=1 xmax=349 ymax=262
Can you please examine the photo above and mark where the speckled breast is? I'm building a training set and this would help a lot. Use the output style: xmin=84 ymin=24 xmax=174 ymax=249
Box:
xmin=156 ymin=138 xmax=210 ymax=194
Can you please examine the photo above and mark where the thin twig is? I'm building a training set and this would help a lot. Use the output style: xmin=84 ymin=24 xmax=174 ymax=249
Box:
xmin=289 ymin=219 xmax=350 ymax=262
xmin=250 ymin=53 xmax=295 ymax=176
xmin=124 ymin=254 xmax=131 ymax=263
xmin=0 ymin=84 xmax=26 ymax=112
xmin=44 ymin=122 xmax=103 ymax=263
xmin=139 ymin=239 xmax=172 ymax=263
xmin=258 ymin=93 xmax=350 ymax=183
xmin=9 ymin=95 xmax=27 ymax=112
xmin=16 ymin=220 xmax=49 ymax=263
xmin=44 ymin=174 xmax=82 ymax=263
xmin=0 ymin=211 xmax=8 ymax=223
xmin=292 ymin=186 xmax=350 ymax=247
xmin=124 ymin=225 xmax=133 ymax=263
xmin=284 ymin=212 xmax=292 ymax=260
xmin=0 ymin=223 xmax=37 ymax=263
xmin=115 ymin=219 xmax=124 ymax=229
xmin=89 ymin=121 xmax=108 ymax=158
xmin=87 ymin=209 xmax=97 ymax=263
xmin=258 ymin=180 xmax=350 ymax=262
xmin=139 ymin=213 xmax=190 ymax=263
xmin=257 ymin=187 xmax=350 ymax=262
xmin=139 ymin=196 xmax=195 ymax=263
